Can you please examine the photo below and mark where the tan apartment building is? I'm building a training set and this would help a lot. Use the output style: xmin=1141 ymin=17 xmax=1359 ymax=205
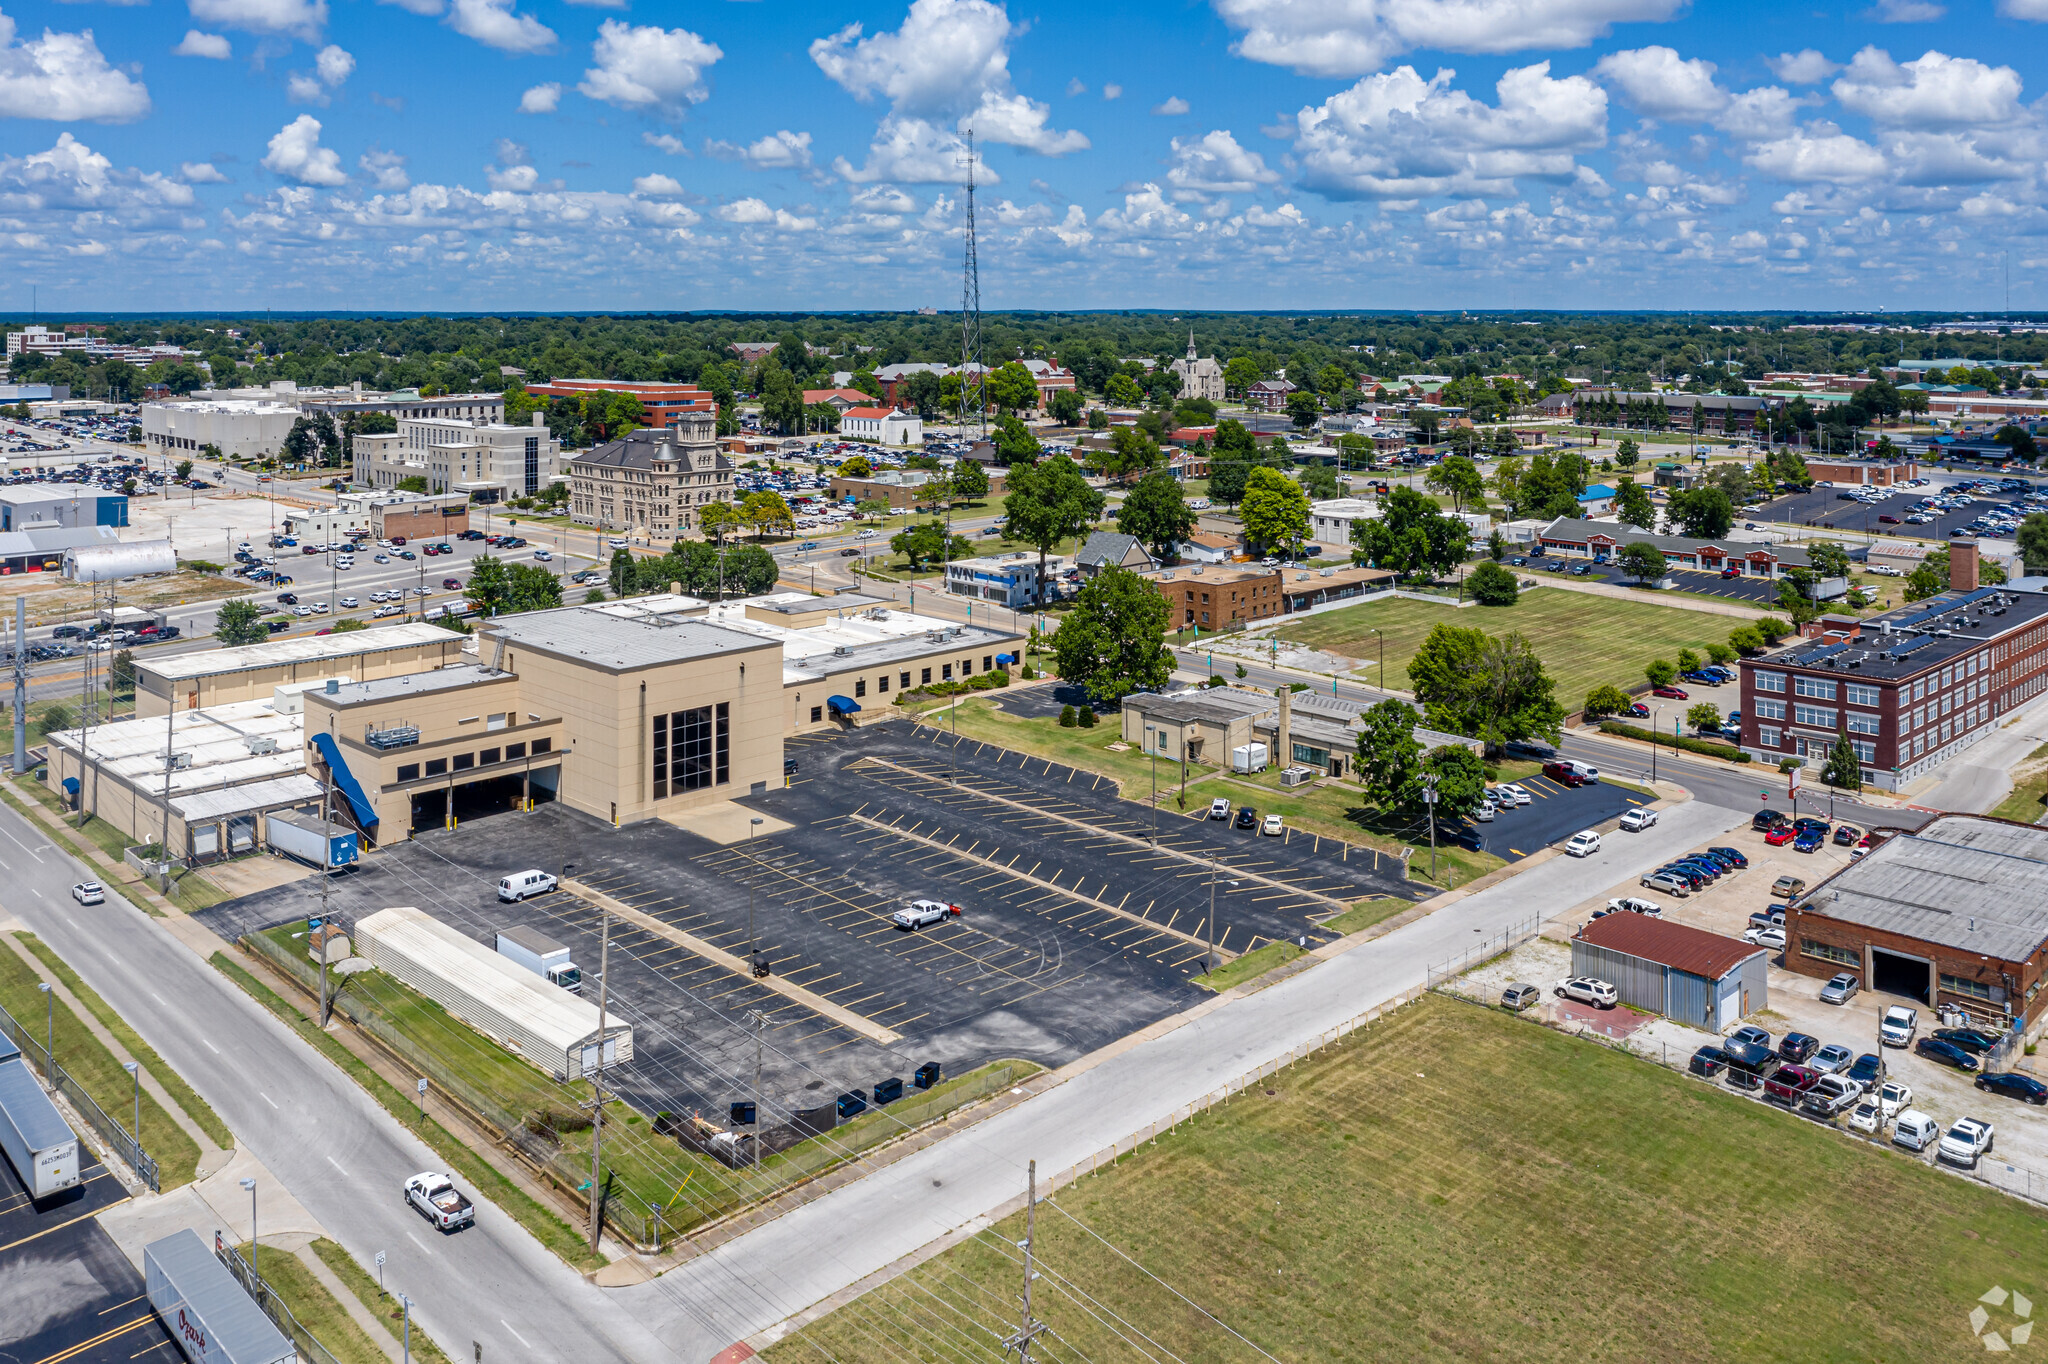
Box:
xmin=303 ymin=606 xmax=782 ymax=841
xmin=568 ymin=415 xmax=734 ymax=539
xmin=1141 ymin=564 xmax=1284 ymax=631
xmin=135 ymin=623 xmax=469 ymax=717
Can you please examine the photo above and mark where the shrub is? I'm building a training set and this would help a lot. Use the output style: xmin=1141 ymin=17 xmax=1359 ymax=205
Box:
xmin=1235 ymin=662 xmax=1248 ymax=679
xmin=1078 ymin=706 xmax=1097 ymax=728
xmin=1207 ymin=675 xmax=1228 ymax=688
xmin=1596 ymin=721 xmax=1742 ymax=761
xmin=1020 ymin=664 xmax=1038 ymax=679
xmin=1059 ymin=704 xmax=1078 ymax=727
xmin=1778 ymin=757 xmax=1802 ymax=772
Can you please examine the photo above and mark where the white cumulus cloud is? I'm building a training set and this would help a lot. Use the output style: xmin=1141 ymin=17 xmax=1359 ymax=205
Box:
xmin=446 ymin=0 xmax=553 ymax=55
xmin=187 ymin=0 xmax=327 ymax=41
xmin=1152 ymin=95 xmax=1189 ymax=115
xmin=1831 ymin=47 xmax=2024 ymax=129
xmin=315 ymin=43 xmax=353 ymax=85
xmin=578 ymin=19 xmax=721 ymax=117
xmin=706 ymin=129 xmax=813 ymax=169
xmin=1767 ymin=49 xmax=1839 ymax=84
xmin=0 ymin=10 xmax=151 ymax=122
xmin=1592 ymin=46 xmax=1727 ymax=119
xmin=716 ymin=197 xmax=816 ymax=230
xmin=181 ymin=161 xmax=228 ymax=182
xmin=261 ymin=113 xmax=346 ymax=185
xmin=518 ymin=82 xmax=560 ymax=113
xmin=359 ymin=147 xmax=408 ymax=190
xmin=173 ymin=29 xmax=231 ymax=58
xmin=632 ymin=172 xmax=681 ymax=195
xmin=1165 ymin=129 xmax=1279 ymax=201
xmin=832 ymin=115 xmax=995 ymax=184
xmin=1744 ymin=127 xmax=1889 ymax=183
xmin=1866 ymin=0 xmax=1945 ymax=20
xmin=1293 ymin=62 xmax=1608 ymax=199
xmin=1214 ymin=0 xmax=1686 ymax=78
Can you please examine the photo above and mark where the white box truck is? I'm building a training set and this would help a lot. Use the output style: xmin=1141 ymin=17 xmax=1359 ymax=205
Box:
xmin=0 ymin=1047 xmax=81 ymax=1198
xmin=1231 ymin=742 xmax=1269 ymax=774
xmin=495 ymin=926 xmax=582 ymax=994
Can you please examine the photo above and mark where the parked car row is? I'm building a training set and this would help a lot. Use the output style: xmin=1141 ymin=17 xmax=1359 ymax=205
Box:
xmin=1205 ymin=798 xmax=1284 ymax=835
xmin=1639 ymin=844 xmax=1748 ymax=897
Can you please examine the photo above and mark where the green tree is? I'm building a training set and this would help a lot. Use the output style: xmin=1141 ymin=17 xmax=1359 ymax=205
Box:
xmin=1004 ymin=455 xmax=1105 ymax=598
xmin=1614 ymin=437 xmax=1639 ymax=469
xmin=1115 ymin=472 xmax=1197 ymax=558
xmin=1406 ymin=622 xmax=1565 ymax=754
xmin=109 ymin=649 xmax=137 ymax=700
xmin=1686 ymin=701 xmax=1722 ymax=731
xmin=608 ymin=547 xmax=637 ymax=597
xmin=988 ymin=361 xmax=1041 ymax=415
xmin=174 ymin=459 xmax=193 ymax=480
xmin=1050 ymin=565 xmax=1172 ymax=704
xmin=1351 ymin=486 xmax=1467 ymax=581
xmin=722 ymin=544 xmax=780 ymax=595
xmin=741 ymin=490 xmax=796 ymax=538
xmin=1299 ymin=463 xmax=1343 ymax=501
xmin=214 ymin=599 xmax=267 ymax=645
xmin=993 ymin=413 xmax=1042 ymax=466
xmin=1823 ymin=730 xmax=1864 ymax=792
xmin=1487 ymin=528 xmax=1507 ymax=561
xmin=890 ymin=520 xmax=971 ymax=571
xmin=1614 ymin=478 xmax=1656 ymax=530
xmin=466 ymin=554 xmax=512 ymax=616
xmin=1047 ymin=388 xmax=1085 ymax=425
xmin=1223 ymin=356 xmax=1262 ymax=398
xmin=1212 ymin=419 xmax=1257 ymax=461
xmin=1616 ymin=541 xmax=1666 ymax=583
xmin=506 ymin=564 xmax=562 ymax=614
xmin=1728 ymin=624 xmax=1764 ymax=654
xmin=1467 ymin=559 xmax=1518 ymax=605
xmin=1776 ymin=572 xmax=1819 ymax=627
xmin=904 ymin=369 xmax=944 ymax=419
xmin=1241 ymin=466 xmax=1310 ymax=555
xmin=1105 ymin=373 xmax=1144 ymax=406
xmin=1645 ymin=657 xmax=1677 ymax=688
xmin=1666 ymin=486 xmax=1734 ymax=538
xmin=1753 ymin=616 xmax=1791 ymax=642
xmin=1582 ymin=684 xmax=1633 ymax=720
xmin=1286 ymin=390 xmax=1323 ymax=432
xmin=699 ymin=500 xmax=743 ymax=545
xmin=1207 ymin=460 xmax=1250 ymax=506
xmin=1353 ymin=698 xmax=1422 ymax=809
xmin=1706 ymin=642 xmax=1736 ymax=665
xmin=1098 ymin=426 xmax=1160 ymax=485
xmin=1424 ymin=455 xmax=1485 ymax=510
xmin=948 ymin=458 xmax=990 ymax=501
xmin=1676 ymin=647 xmax=1701 ymax=673
xmin=840 ymin=454 xmax=875 ymax=479
xmin=327 ymin=618 xmax=368 ymax=633
xmin=759 ymin=365 xmax=804 ymax=433
xmin=1405 ymin=744 xmax=1487 ymax=820
xmin=395 ymin=475 xmax=430 ymax=494
xmin=2019 ymin=513 xmax=2048 ymax=574
xmin=1805 ymin=540 xmax=1852 ymax=580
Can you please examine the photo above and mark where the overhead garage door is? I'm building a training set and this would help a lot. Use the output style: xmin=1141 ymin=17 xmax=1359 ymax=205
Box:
xmin=1871 ymin=946 xmax=1930 ymax=1004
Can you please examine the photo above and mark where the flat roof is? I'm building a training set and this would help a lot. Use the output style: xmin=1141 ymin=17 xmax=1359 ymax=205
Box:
xmin=701 ymin=598 xmax=1019 ymax=684
xmin=1799 ymin=814 xmax=2048 ymax=963
xmin=1120 ymin=688 xmax=1272 ymax=725
xmin=1759 ymin=587 xmax=2048 ymax=682
xmin=750 ymin=592 xmax=889 ymax=614
xmin=485 ymin=607 xmax=775 ymax=672
xmin=44 ymin=697 xmax=307 ymax=792
xmin=141 ymin=621 xmax=459 ymax=682
xmin=1575 ymin=913 xmax=1765 ymax=979
xmin=1145 ymin=565 xmax=1276 ymax=586
xmin=316 ymin=662 xmax=514 ymax=706
xmin=170 ymin=773 xmax=324 ymax=823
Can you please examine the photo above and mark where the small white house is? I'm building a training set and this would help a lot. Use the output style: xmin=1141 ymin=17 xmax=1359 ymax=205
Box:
xmin=1310 ymin=497 xmax=1380 ymax=548
xmin=842 ymin=406 xmax=924 ymax=446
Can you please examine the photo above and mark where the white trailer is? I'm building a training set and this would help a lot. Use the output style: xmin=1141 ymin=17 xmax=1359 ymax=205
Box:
xmin=1231 ymin=742 xmax=1269 ymax=774
xmin=495 ymin=926 xmax=582 ymax=994
xmin=357 ymin=907 xmax=630 ymax=1082
xmin=0 ymin=1050 xmax=81 ymax=1198
xmin=266 ymin=808 xmax=358 ymax=869
xmin=144 ymin=1229 xmax=295 ymax=1364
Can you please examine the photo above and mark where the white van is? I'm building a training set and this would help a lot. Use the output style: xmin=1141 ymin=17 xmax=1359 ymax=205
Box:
xmin=1892 ymin=1109 xmax=1941 ymax=1152
xmin=497 ymin=868 xmax=558 ymax=902
xmin=1566 ymin=760 xmax=1600 ymax=783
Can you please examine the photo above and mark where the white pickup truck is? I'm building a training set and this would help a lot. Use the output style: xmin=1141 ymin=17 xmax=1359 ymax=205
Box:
xmin=403 ymin=1172 xmax=475 ymax=1232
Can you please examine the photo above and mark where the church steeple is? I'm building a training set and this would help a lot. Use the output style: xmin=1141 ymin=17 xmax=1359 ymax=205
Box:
xmin=1186 ymin=328 xmax=1197 ymax=362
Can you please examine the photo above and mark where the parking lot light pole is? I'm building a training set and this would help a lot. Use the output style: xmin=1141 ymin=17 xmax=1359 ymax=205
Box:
xmin=240 ymin=1177 xmax=257 ymax=1281
xmin=37 ymin=982 xmax=50 ymax=1078
xmin=123 ymin=1060 xmax=138 ymax=1152
xmin=747 ymin=817 xmax=765 ymax=977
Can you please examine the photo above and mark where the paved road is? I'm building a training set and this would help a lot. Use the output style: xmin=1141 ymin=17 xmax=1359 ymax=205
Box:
xmin=612 ymin=797 xmax=1751 ymax=1360
xmin=0 ymin=797 xmax=677 ymax=1364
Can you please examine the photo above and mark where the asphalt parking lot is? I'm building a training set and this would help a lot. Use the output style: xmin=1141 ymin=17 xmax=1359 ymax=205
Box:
xmin=1752 ymin=485 xmax=2031 ymax=546
xmin=1513 ymin=553 xmax=1789 ymax=607
xmin=0 ymin=1150 xmax=175 ymax=1364
xmin=203 ymin=721 xmax=1420 ymax=1129
xmin=1461 ymin=772 xmax=1652 ymax=861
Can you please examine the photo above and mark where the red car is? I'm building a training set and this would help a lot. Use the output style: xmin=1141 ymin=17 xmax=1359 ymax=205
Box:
xmin=1879 ymin=514 xmax=1901 ymax=524
xmin=423 ymin=545 xmax=441 ymax=556
xmin=1541 ymin=761 xmax=1587 ymax=788
xmin=1652 ymin=686 xmax=1689 ymax=699
xmin=1764 ymin=1064 xmax=1821 ymax=1104
xmin=1764 ymin=825 xmax=1798 ymax=846
xmin=1720 ymin=567 xmax=1741 ymax=578
xmin=442 ymin=577 xmax=463 ymax=590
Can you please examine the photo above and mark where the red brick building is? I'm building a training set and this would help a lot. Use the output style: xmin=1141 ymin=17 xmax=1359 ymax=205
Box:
xmin=1784 ymin=814 xmax=2048 ymax=1033
xmin=522 ymin=379 xmax=716 ymax=430
xmin=1737 ymin=540 xmax=2048 ymax=790
xmin=1139 ymin=564 xmax=1283 ymax=630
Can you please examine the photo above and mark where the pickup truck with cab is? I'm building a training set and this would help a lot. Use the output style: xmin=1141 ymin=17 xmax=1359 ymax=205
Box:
xmin=404 ymin=1172 xmax=475 ymax=1231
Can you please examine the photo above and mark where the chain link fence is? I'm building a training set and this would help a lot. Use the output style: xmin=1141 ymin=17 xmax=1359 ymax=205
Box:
xmin=0 ymin=994 xmax=158 ymax=1192
xmin=213 ymin=1233 xmax=346 ymax=1364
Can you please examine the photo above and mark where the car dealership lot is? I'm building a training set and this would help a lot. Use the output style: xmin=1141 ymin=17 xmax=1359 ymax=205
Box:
xmin=203 ymin=721 xmax=1422 ymax=1130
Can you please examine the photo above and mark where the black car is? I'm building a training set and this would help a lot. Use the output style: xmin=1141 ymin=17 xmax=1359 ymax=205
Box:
xmin=1779 ymin=1032 xmax=1819 ymax=1063
xmin=1915 ymin=1037 xmax=1980 ymax=1071
xmin=1753 ymin=810 xmax=1790 ymax=832
xmin=1720 ymin=1041 xmax=1775 ymax=1088
xmin=1847 ymin=1052 xmax=1884 ymax=1085
xmin=1233 ymin=807 xmax=1259 ymax=830
xmin=1933 ymin=1027 xmax=2002 ymax=1054
xmin=277 ymin=592 xmax=299 ymax=605
xmin=1706 ymin=846 xmax=1750 ymax=869
xmin=1792 ymin=817 xmax=1830 ymax=836
xmin=783 ymin=757 xmax=799 ymax=776
xmin=1832 ymin=825 xmax=1862 ymax=846
xmin=265 ymin=619 xmax=292 ymax=633
xmin=1689 ymin=1046 xmax=1727 ymax=1077
xmin=1976 ymin=1072 xmax=2048 ymax=1104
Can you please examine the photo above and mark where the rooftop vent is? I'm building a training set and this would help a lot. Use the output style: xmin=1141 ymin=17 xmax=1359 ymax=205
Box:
xmin=831 ymin=644 xmax=849 ymax=656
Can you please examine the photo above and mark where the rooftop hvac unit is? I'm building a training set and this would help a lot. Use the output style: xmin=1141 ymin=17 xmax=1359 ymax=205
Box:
xmin=1320 ymin=567 xmax=1335 ymax=577
xmin=366 ymin=723 xmax=420 ymax=750
xmin=832 ymin=644 xmax=849 ymax=656
xmin=165 ymin=751 xmax=193 ymax=771
xmin=1192 ymin=565 xmax=1206 ymax=575
xmin=244 ymin=735 xmax=280 ymax=756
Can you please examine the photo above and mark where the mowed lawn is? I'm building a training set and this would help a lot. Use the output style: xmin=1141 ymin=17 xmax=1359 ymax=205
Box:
xmin=1278 ymin=592 xmax=1740 ymax=702
xmin=766 ymin=995 xmax=2047 ymax=1364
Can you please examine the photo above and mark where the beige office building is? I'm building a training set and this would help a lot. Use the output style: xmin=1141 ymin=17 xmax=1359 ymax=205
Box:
xmin=135 ymin=623 xmax=469 ymax=716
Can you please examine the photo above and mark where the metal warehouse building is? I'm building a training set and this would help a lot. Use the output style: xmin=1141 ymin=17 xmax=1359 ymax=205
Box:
xmin=1571 ymin=914 xmax=1768 ymax=1031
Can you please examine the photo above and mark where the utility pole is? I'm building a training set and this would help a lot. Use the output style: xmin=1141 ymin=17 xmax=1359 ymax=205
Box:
xmin=158 ymin=697 xmax=175 ymax=894
xmin=1422 ymin=772 xmax=1439 ymax=882
xmin=749 ymin=1007 xmax=765 ymax=1171
xmin=1001 ymin=1161 xmax=1047 ymax=1363
xmin=586 ymin=899 xmax=611 ymax=1254
xmin=747 ymin=816 xmax=766 ymax=977
xmin=11 ymin=597 xmax=25 ymax=776
xmin=318 ymin=745 xmax=335 ymax=1026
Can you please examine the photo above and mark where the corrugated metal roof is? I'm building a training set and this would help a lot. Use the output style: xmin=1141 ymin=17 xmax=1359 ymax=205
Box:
xmin=169 ymin=773 xmax=322 ymax=823
xmin=143 ymin=621 xmax=459 ymax=682
xmin=144 ymin=1230 xmax=295 ymax=1364
xmin=1574 ymin=914 xmax=1763 ymax=980
xmin=1799 ymin=815 xmax=2048 ymax=963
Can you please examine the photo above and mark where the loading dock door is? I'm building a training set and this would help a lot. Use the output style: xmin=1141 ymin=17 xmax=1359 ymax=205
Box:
xmin=1871 ymin=946 xmax=1930 ymax=1004
xmin=190 ymin=825 xmax=219 ymax=860
xmin=227 ymin=814 xmax=257 ymax=854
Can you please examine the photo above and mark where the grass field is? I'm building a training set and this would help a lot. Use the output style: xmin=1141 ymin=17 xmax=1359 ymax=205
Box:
xmin=766 ymin=994 xmax=2048 ymax=1364
xmin=0 ymin=932 xmax=201 ymax=1187
xmin=231 ymin=1242 xmax=392 ymax=1364
xmin=1276 ymin=591 xmax=1742 ymax=703
xmin=1993 ymin=742 xmax=2048 ymax=824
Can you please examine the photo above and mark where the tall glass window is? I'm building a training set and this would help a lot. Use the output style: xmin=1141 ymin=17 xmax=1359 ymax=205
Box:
xmin=652 ymin=702 xmax=730 ymax=799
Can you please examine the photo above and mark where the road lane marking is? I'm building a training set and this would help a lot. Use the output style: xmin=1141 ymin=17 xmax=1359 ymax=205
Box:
xmin=203 ymin=1038 xmax=220 ymax=1054
xmin=260 ymin=1092 xmax=279 ymax=1109
xmin=0 ymin=821 xmax=43 ymax=861
xmin=326 ymin=1155 xmax=346 ymax=1174
xmin=500 ymin=1321 xmax=531 ymax=1348
xmin=406 ymin=1230 xmax=432 ymax=1253
xmin=149 ymin=991 xmax=165 ymax=1006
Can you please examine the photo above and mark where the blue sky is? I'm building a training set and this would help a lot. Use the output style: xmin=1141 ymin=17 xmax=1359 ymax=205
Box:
xmin=9 ymin=0 xmax=2048 ymax=311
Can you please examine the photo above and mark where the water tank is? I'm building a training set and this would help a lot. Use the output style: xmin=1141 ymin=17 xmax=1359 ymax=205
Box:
xmin=63 ymin=541 xmax=175 ymax=582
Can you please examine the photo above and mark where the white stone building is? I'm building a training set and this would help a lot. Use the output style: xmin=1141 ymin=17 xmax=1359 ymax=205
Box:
xmin=355 ymin=412 xmax=562 ymax=502
xmin=1309 ymin=497 xmax=1381 ymax=548
xmin=568 ymin=415 xmax=734 ymax=538
xmin=141 ymin=399 xmax=299 ymax=460
xmin=1170 ymin=332 xmax=1225 ymax=403
xmin=841 ymin=406 xmax=924 ymax=446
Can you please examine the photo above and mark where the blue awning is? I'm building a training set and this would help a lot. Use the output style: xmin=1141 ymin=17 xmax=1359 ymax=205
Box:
xmin=827 ymin=695 xmax=862 ymax=715
xmin=995 ymin=653 xmax=1015 ymax=664
xmin=312 ymin=731 xmax=380 ymax=835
